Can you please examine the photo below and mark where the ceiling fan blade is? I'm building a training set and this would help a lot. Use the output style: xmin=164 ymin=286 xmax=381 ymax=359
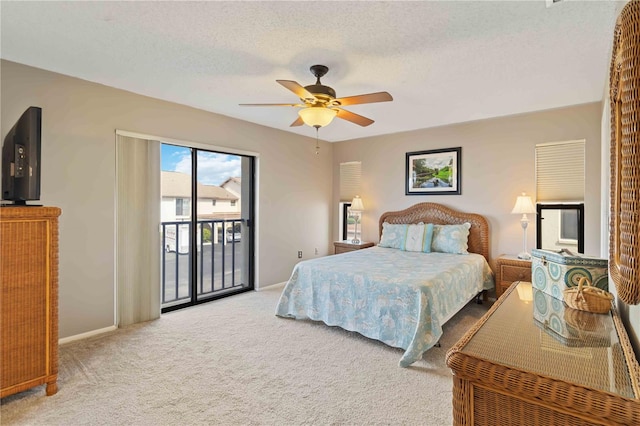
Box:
xmin=277 ymin=80 xmax=316 ymax=101
xmin=335 ymin=108 xmax=374 ymax=127
xmin=290 ymin=116 xmax=304 ymax=127
xmin=239 ymin=103 xmax=303 ymax=107
xmin=333 ymin=91 xmax=393 ymax=106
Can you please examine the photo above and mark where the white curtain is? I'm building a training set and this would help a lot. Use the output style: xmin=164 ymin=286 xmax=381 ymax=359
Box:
xmin=116 ymin=134 xmax=161 ymax=326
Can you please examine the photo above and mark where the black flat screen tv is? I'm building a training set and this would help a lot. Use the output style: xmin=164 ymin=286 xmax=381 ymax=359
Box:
xmin=2 ymin=106 xmax=42 ymax=205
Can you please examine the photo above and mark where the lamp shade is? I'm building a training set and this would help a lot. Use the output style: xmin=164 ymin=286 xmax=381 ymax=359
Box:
xmin=298 ymin=107 xmax=337 ymax=127
xmin=511 ymin=193 xmax=536 ymax=214
xmin=350 ymin=195 xmax=364 ymax=211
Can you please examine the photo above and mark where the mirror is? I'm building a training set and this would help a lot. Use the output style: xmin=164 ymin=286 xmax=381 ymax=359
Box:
xmin=536 ymin=204 xmax=584 ymax=254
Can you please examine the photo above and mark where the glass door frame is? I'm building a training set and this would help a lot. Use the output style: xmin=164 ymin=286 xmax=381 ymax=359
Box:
xmin=161 ymin=146 xmax=255 ymax=313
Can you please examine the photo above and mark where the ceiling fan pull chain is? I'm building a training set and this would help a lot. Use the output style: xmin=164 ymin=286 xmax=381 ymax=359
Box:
xmin=315 ymin=126 xmax=320 ymax=155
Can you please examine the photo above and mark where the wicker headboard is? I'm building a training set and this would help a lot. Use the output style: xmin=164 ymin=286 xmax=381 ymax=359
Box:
xmin=378 ymin=202 xmax=490 ymax=262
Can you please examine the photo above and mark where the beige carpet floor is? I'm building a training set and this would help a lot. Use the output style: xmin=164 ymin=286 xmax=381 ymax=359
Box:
xmin=1 ymin=284 xmax=489 ymax=425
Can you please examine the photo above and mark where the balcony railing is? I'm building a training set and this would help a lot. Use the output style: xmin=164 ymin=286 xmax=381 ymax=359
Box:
xmin=161 ymin=219 xmax=245 ymax=308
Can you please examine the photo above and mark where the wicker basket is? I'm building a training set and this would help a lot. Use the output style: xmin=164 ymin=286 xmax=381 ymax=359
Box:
xmin=563 ymin=277 xmax=613 ymax=314
xmin=564 ymin=306 xmax=607 ymax=332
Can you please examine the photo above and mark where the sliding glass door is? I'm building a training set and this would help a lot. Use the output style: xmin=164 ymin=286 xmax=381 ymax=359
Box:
xmin=160 ymin=144 xmax=254 ymax=312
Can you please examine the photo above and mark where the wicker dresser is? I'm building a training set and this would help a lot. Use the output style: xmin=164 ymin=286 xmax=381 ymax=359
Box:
xmin=1 ymin=206 xmax=61 ymax=397
xmin=446 ymin=281 xmax=640 ymax=425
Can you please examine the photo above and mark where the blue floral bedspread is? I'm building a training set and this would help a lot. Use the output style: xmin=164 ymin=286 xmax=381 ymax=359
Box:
xmin=275 ymin=246 xmax=494 ymax=367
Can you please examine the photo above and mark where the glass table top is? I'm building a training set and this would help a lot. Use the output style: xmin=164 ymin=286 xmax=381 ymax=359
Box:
xmin=460 ymin=281 xmax=636 ymax=399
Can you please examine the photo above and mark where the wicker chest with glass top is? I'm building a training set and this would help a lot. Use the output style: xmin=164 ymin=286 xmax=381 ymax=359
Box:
xmin=446 ymin=281 xmax=640 ymax=425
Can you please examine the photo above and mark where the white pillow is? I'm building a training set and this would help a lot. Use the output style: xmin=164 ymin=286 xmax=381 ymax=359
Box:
xmin=431 ymin=223 xmax=471 ymax=254
xmin=404 ymin=223 xmax=425 ymax=252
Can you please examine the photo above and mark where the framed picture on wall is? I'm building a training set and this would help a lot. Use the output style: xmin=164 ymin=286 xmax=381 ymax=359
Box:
xmin=405 ymin=147 xmax=461 ymax=195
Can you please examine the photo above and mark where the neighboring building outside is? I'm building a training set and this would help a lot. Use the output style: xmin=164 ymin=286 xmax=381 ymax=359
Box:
xmin=161 ymin=171 xmax=241 ymax=251
xmin=161 ymin=171 xmax=240 ymax=222
xmin=220 ymin=176 xmax=241 ymax=199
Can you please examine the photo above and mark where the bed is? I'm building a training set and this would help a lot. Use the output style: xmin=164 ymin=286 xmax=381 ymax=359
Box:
xmin=275 ymin=203 xmax=494 ymax=367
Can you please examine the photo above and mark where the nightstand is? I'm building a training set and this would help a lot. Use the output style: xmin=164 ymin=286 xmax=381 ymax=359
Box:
xmin=333 ymin=240 xmax=375 ymax=254
xmin=495 ymin=254 xmax=532 ymax=298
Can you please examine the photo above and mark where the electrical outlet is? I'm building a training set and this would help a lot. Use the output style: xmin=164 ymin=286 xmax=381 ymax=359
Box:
xmin=298 ymin=250 xmax=302 ymax=258
xmin=315 ymin=248 xmax=318 ymax=255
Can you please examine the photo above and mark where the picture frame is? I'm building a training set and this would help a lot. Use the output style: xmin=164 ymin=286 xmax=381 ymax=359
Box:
xmin=405 ymin=147 xmax=461 ymax=195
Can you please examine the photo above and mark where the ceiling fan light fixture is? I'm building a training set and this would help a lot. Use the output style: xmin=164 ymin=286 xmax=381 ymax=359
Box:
xmin=298 ymin=107 xmax=337 ymax=128
xmin=241 ymin=65 xmax=392 ymax=128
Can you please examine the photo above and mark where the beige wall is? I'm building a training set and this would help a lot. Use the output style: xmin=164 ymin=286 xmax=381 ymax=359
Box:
xmin=1 ymin=60 xmax=334 ymax=339
xmin=332 ymin=102 xmax=603 ymax=269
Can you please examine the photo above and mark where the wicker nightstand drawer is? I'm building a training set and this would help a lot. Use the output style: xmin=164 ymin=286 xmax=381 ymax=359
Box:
xmin=334 ymin=241 xmax=374 ymax=254
xmin=501 ymin=265 xmax=531 ymax=283
xmin=495 ymin=255 xmax=532 ymax=298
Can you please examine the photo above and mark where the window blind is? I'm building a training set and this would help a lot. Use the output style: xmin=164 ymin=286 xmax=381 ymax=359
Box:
xmin=340 ymin=161 xmax=361 ymax=201
xmin=535 ymin=140 xmax=585 ymax=202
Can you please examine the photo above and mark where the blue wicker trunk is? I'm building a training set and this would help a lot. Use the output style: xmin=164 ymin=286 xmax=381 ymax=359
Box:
xmin=531 ymin=248 xmax=608 ymax=301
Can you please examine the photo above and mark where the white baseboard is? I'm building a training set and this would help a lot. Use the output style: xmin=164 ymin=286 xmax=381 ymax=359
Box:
xmin=59 ymin=284 xmax=286 ymax=344
xmin=59 ymin=325 xmax=117 ymax=345
xmin=257 ymin=281 xmax=286 ymax=291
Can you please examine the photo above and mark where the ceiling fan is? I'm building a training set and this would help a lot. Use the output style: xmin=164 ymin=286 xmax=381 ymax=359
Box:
xmin=240 ymin=65 xmax=393 ymax=128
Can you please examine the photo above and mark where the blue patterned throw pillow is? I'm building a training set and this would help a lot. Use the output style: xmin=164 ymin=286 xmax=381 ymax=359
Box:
xmin=379 ymin=223 xmax=408 ymax=250
xmin=431 ymin=223 xmax=471 ymax=254
xmin=423 ymin=223 xmax=434 ymax=253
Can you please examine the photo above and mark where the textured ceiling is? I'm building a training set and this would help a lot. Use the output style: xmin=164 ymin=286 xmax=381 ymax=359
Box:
xmin=0 ymin=1 xmax=622 ymax=142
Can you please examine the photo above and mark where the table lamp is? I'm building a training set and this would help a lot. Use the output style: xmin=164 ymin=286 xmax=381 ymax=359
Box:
xmin=350 ymin=195 xmax=364 ymax=244
xmin=511 ymin=192 xmax=536 ymax=260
